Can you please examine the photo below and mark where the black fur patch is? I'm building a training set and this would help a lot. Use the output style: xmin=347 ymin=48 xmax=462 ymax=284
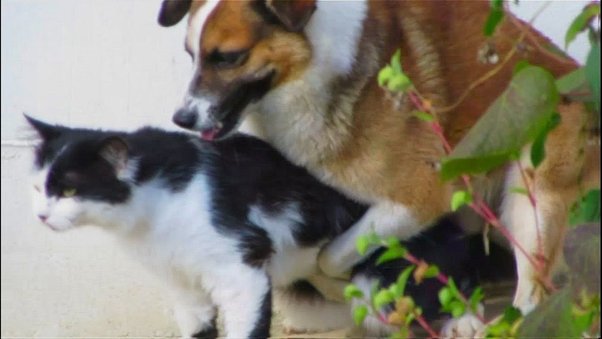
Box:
xmin=210 ymin=71 xmax=275 ymax=140
xmin=205 ymin=134 xmax=366 ymax=251
xmin=29 ymin=117 xmax=202 ymax=195
xmin=352 ymin=215 xmax=516 ymax=321
xmin=237 ymin=222 xmax=274 ymax=268
xmin=248 ymin=284 xmax=272 ymax=339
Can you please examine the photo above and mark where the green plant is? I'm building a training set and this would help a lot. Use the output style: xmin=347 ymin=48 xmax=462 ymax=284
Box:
xmin=353 ymin=1 xmax=601 ymax=337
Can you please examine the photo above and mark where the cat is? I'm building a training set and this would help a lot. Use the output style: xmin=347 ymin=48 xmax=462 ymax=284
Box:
xmin=27 ymin=115 xmax=514 ymax=338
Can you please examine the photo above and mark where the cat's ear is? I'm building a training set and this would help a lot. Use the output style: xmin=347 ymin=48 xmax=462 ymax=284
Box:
xmin=99 ymin=137 xmax=130 ymax=176
xmin=24 ymin=114 xmax=64 ymax=141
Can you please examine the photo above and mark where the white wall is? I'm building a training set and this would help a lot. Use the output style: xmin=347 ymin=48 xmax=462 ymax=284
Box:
xmin=0 ymin=0 xmax=593 ymax=336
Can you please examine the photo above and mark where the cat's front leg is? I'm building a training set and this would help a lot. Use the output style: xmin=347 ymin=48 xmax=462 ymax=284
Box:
xmin=171 ymin=287 xmax=217 ymax=339
xmin=206 ymin=264 xmax=272 ymax=339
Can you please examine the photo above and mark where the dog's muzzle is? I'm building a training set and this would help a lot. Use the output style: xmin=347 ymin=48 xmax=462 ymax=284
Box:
xmin=172 ymin=70 xmax=276 ymax=141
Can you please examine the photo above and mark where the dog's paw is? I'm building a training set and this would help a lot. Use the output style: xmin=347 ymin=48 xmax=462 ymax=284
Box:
xmin=440 ymin=313 xmax=485 ymax=339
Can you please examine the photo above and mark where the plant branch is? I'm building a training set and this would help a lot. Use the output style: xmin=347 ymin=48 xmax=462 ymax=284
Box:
xmin=506 ymin=6 xmax=576 ymax=65
xmin=414 ymin=313 xmax=439 ymax=338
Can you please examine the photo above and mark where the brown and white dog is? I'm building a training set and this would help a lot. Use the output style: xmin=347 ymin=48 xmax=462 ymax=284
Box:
xmin=157 ymin=0 xmax=600 ymax=332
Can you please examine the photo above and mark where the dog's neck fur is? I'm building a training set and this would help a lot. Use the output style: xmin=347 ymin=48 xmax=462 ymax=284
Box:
xmin=254 ymin=0 xmax=371 ymax=169
xmin=253 ymin=1 xmax=448 ymax=178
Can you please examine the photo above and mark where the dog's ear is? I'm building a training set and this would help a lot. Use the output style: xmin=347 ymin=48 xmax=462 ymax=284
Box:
xmin=265 ymin=0 xmax=316 ymax=32
xmin=158 ymin=0 xmax=193 ymax=27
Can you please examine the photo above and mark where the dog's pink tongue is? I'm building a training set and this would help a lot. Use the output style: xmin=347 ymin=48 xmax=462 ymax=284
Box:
xmin=200 ymin=128 xmax=219 ymax=141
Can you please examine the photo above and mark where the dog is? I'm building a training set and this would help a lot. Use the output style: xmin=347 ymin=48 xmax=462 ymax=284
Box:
xmin=157 ymin=0 xmax=600 ymax=323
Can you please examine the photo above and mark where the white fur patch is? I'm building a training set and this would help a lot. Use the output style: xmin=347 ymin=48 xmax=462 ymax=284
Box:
xmin=249 ymin=203 xmax=322 ymax=287
xmin=500 ymin=157 xmax=541 ymax=314
xmin=31 ymin=166 xmax=85 ymax=231
xmin=318 ymin=201 xmax=419 ymax=278
xmin=306 ymin=0 xmax=368 ymax=75
xmin=187 ymin=0 xmax=221 ymax=63
xmin=255 ymin=0 xmax=368 ymax=166
xmin=274 ymin=288 xmax=353 ymax=333
xmin=182 ymin=94 xmax=217 ymax=130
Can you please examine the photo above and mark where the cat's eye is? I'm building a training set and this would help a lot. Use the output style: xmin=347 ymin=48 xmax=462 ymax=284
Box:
xmin=62 ymin=188 xmax=77 ymax=197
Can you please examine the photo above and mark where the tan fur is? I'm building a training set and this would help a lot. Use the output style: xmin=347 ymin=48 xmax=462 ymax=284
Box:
xmin=168 ymin=0 xmax=600 ymax=314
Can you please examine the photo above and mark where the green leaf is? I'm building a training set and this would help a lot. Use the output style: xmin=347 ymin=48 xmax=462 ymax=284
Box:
xmin=530 ymin=112 xmax=561 ymax=168
xmin=392 ymin=328 xmax=410 ymax=339
xmin=353 ymin=305 xmax=369 ymax=326
xmin=373 ymin=289 xmax=395 ymax=309
xmin=391 ymin=49 xmax=402 ymax=74
xmin=450 ymin=300 xmax=467 ymax=318
xmin=517 ymin=288 xmax=582 ymax=337
xmin=356 ymin=233 xmax=379 ymax=255
xmin=378 ymin=65 xmax=394 ymax=87
xmin=509 ymin=186 xmax=529 ymax=195
xmin=376 ymin=246 xmax=407 ymax=265
xmin=484 ymin=0 xmax=504 ymax=37
xmin=569 ymin=189 xmax=601 ymax=226
xmin=395 ymin=266 xmax=416 ymax=297
xmin=469 ymin=287 xmax=484 ymax=311
xmin=447 ymin=278 xmax=462 ymax=299
xmin=555 ymin=67 xmax=589 ymax=96
xmin=413 ymin=111 xmax=434 ymax=122
xmin=405 ymin=312 xmax=416 ymax=326
xmin=484 ymin=306 xmax=522 ymax=337
xmin=585 ymin=42 xmax=601 ymax=113
xmin=384 ymin=236 xmax=401 ymax=248
xmin=387 ymin=73 xmax=412 ymax=92
xmin=344 ymin=284 xmax=364 ymax=301
xmin=502 ymin=306 xmax=523 ymax=323
xmin=356 ymin=235 xmax=371 ymax=256
xmin=441 ymin=66 xmax=560 ymax=181
xmin=565 ymin=4 xmax=600 ymax=49
xmin=438 ymin=287 xmax=453 ymax=308
xmin=423 ymin=265 xmax=440 ymax=279
xmin=513 ymin=60 xmax=531 ymax=75
xmin=451 ymin=190 xmax=473 ymax=211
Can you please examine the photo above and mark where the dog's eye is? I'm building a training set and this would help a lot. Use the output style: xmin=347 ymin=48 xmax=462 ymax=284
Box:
xmin=208 ymin=49 xmax=249 ymax=69
xmin=62 ymin=188 xmax=77 ymax=198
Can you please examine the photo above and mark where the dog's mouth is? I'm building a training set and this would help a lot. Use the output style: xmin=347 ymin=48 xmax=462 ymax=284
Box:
xmin=201 ymin=70 xmax=275 ymax=141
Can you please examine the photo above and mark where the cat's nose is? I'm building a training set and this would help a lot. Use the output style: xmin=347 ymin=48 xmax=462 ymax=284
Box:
xmin=172 ymin=108 xmax=198 ymax=129
xmin=37 ymin=214 xmax=48 ymax=222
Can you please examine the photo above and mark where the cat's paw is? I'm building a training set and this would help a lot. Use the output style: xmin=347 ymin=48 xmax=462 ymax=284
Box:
xmin=440 ymin=313 xmax=485 ymax=339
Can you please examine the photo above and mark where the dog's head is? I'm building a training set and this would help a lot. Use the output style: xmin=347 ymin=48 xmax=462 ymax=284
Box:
xmin=159 ymin=0 xmax=316 ymax=140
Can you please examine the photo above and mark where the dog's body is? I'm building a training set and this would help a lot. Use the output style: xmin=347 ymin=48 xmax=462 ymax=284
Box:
xmin=158 ymin=0 xmax=600 ymax=317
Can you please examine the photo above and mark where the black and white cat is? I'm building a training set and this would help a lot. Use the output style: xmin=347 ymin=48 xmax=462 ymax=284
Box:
xmin=27 ymin=116 xmax=514 ymax=338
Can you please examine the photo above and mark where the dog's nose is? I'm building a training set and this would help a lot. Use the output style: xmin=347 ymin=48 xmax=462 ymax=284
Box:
xmin=172 ymin=108 xmax=198 ymax=129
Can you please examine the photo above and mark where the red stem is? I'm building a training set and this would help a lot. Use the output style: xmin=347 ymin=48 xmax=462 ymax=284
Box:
xmin=415 ymin=313 xmax=440 ymax=338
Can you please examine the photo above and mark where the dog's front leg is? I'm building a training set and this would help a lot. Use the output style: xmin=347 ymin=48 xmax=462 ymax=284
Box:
xmin=318 ymin=201 xmax=424 ymax=279
xmin=306 ymin=273 xmax=349 ymax=303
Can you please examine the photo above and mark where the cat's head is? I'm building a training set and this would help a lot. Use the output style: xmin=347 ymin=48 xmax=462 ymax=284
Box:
xmin=26 ymin=115 xmax=135 ymax=231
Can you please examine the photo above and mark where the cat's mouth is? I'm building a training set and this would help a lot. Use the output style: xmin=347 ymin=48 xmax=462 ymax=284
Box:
xmin=41 ymin=217 xmax=75 ymax=232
